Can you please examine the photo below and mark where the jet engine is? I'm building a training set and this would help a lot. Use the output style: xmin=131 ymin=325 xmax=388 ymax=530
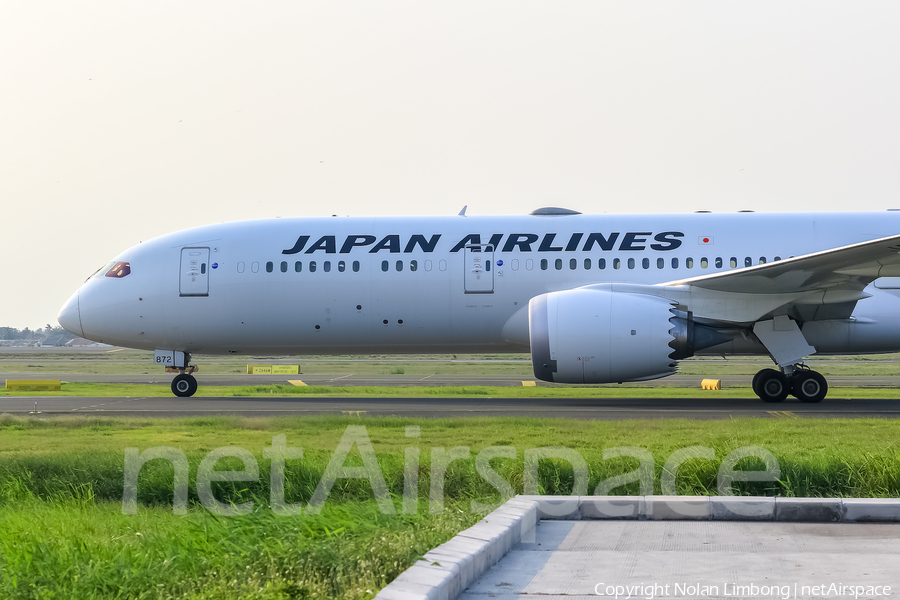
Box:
xmin=528 ymin=287 xmax=727 ymax=384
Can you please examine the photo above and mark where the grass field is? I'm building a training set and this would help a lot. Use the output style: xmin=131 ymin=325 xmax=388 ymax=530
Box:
xmin=1 ymin=414 xmax=900 ymax=598
xmin=5 ymin=348 xmax=900 ymax=378
xmin=2 ymin=350 xmax=900 ymax=598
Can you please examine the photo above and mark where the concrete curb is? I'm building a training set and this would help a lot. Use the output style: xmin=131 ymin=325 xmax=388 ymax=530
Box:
xmin=374 ymin=499 xmax=539 ymax=600
xmin=374 ymin=495 xmax=900 ymax=599
xmin=517 ymin=495 xmax=900 ymax=522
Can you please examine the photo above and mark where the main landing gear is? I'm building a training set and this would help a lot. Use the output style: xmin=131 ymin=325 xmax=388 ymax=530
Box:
xmin=751 ymin=365 xmax=827 ymax=403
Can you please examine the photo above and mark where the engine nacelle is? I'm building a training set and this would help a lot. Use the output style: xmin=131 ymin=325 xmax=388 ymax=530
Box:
xmin=529 ymin=288 xmax=679 ymax=384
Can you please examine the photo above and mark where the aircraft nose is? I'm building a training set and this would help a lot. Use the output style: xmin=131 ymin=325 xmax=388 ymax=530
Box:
xmin=57 ymin=291 xmax=84 ymax=338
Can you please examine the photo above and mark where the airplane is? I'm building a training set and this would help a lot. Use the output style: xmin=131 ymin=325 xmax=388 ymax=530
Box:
xmin=57 ymin=207 xmax=900 ymax=402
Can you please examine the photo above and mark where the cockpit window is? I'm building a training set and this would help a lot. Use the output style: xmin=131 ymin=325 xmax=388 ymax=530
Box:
xmin=105 ymin=261 xmax=131 ymax=278
xmin=87 ymin=261 xmax=116 ymax=282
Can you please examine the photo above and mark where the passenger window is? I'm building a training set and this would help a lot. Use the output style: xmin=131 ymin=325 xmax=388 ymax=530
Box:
xmin=352 ymin=261 xmax=360 ymax=272
xmin=294 ymin=261 xmax=302 ymax=272
xmin=584 ymin=258 xmax=591 ymax=270
xmin=237 ymin=261 xmax=245 ymax=273
xmin=541 ymin=259 xmax=548 ymax=270
xmin=700 ymin=257 xmax=708 ymax=269
xmin=730 ymin=257 xmax=737 ymax=268
xmin=396 ymin=260 xmax=403 ymax=272
xmin=687 ymin=258 xmax=694 ymax=269
xmin=280 ymin=261 xmax=287 ymax=273
xmin=569 ymin=258 xmax=577 ymax=270
xmin=324 ymin=261 xmax=331 ymax=272
xmin=310 ymin=261 xmax=317 ymax=272
xmin=642 ymin=258 xmax=649 ymax=269
xmin=485 ymin=259 xmax=490 ymax=272
xmin=251 ymin=262 xmax=259 ymax=273
xmin=745 ymin=257 xmax=752 ymax=267
xmin=338 ymin=261 xmax=346 ymax=272
xmin=526 ymin=259 xmax=534 ymax=270
xmin=627 ymin=258 xmax=635 ymax=269
xmin=759 ymin=257 xmax=766 ymax=265
xmin=410 ymin=260 xmax=417 ymax=272
xmin=657 ymin=258 xmax=664 ymax=269
xmin=715 ymin=257 xmax=723 ymax=268
xmin=266 ymin=261 xmax=274 ymax=273
xmin=381 ymin=261 xmax=389 ymax=272
xmin=671 ymin=257 xmax=679 ymax=269
xmin=613 ymin=258 xmax=621 ymax=270
xmin=774 ymin=256 xmax=781 ymax=262
xmin=555 ymin=258 xmax=562 ymax=270
xmin=598 ymin=258 xmax=606 ymax=270
xmin=200 ymin=263 xmax=206 ymax=275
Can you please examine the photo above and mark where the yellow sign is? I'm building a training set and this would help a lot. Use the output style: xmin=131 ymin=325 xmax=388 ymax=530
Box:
xmin=522 ymin=381 xmax=537 ymax=387
xmin=701 ymin=379 xmax=722 ymax=390
xmin=248 ymin=365 xmax=300 ymax=374
xmin=6 ymin=379 xmax=61 ymax=392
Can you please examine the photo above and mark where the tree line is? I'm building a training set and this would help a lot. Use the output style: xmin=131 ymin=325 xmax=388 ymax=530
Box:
xmin=0 ymin=325 xmax=78 ymax=343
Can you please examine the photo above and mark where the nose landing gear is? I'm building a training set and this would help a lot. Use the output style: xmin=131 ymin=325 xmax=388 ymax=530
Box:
xmin=752 ymin=365 xmax=827 ymax=403
xmin=155 ymin=350 xmax=200 ymax=397
xmin=164 ymin=352 xmax=199 ymax=398
xmin=172 ymin=372 xmax=198 ymax=397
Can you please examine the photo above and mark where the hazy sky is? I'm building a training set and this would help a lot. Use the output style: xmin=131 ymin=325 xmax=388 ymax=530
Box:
xmin=3 ymin=2 xmax=900 ymax=329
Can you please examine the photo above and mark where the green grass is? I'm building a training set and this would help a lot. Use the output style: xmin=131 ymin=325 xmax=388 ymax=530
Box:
xmin=2 ymin=415 xmax=900 ymax=499
xmin=2 ymin=415 xmax=900 ymax=598
xmin=0 ymin=495 xmax=476 ymax=600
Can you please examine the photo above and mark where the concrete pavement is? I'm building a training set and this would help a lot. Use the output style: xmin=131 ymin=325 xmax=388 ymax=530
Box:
xmin=377 ymin=497 xmax=900 ymax=600
xmin=4 ymin=395 xmax=900 ymax=419
xmin=461 ymin=519 xmax=899 ymax=599
xmin=5 ymin=372 xmax=900 ymax=388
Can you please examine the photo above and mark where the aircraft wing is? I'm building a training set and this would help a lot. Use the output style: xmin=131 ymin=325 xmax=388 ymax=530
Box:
xmin=663 ymin=233 xmax=900 ymax=294
xmin=656 ymin=233 xmax=900 ymax=324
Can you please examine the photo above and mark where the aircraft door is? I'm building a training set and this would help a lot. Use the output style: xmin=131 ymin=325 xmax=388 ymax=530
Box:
xmin=464 ymin=245 xmax=494 ymax=293
xmin=180 ymin=247 xmax=210 ymax=297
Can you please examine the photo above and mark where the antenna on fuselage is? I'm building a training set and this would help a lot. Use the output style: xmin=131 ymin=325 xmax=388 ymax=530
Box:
xmin=458 ymin=205 xmax=468 ymax=216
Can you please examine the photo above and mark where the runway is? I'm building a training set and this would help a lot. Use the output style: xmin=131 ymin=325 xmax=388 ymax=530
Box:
xmin=3 ymin=395 xmax=900 ymax=419
xmin=5 ymin=372 xmax=900 ymax=388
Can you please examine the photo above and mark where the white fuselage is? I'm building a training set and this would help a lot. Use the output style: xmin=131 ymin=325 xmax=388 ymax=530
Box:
xmin=59 ymin=211 xmax=900 ymax=357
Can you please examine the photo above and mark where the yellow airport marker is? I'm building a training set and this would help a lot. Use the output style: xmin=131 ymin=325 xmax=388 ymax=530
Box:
xmin=342 ymin=410 xmax=366 ymax=417
xmin=106 ymin=348 xmax=125 ymax=353
xmin=287 ymin=380 xmax=308 ymax=386
xmin=701 ymin=379 xmax=721 ymax=390
xmin=5 ymin=379 xmax=61 ymax=391
xmin=522 ymin=381 xmax=537 ymax=387
xmin=768 ymin=411 xmax=800 ymax=419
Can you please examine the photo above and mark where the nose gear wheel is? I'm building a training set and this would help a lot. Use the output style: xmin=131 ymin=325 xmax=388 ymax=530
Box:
xmin=171 ymin=373 xmax=198 ymax=397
